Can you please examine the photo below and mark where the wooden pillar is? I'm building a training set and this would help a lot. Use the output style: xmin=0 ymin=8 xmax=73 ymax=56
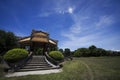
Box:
xmin=43 ymin=43 xmax=48 ymax=55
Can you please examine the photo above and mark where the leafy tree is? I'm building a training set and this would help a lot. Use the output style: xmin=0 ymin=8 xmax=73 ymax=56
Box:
xmin=64 ymin=48 xmax=71 ymax=57
xmin=74 ymin=48 xmax=82 ymax=57
xmin=59 ymin=48 xmax=64 ymax=54
xmin=88 ymin=45 xmax=107 ymax=56
xmin=89 ymin=45 xmax=97 ymax=50
xmin=97 ymin=48 xmax=106 ymax=56
xmin=6 ymin=32 xmax=18 ymax=50
xmin=0 ymin=30 xmax=6 ymax=54
xmin=0 ymin=29 xmax=19 ymax=55
xmin=80 ymin=48 xmax=90 ymax=57
xmin=74 ymin=45 xmax=119 ymax=57
xmin=89 ymin=45 xmax=97 ymax=56
xmin=74 ymin=48 xmax=90 ymax=57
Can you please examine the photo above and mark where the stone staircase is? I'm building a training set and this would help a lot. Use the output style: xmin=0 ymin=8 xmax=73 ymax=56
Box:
xmin=17 ymin=56 xmax=57 ymax=72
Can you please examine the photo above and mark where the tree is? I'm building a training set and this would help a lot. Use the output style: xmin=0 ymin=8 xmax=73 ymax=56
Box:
xmin=0 ymin=30 xmax=6 ymax=54
xmin=6 ymin=32 xmax=18 ymax=50
xmin=89 ymin=45 xmax=97 ymax=50
xmin=59 ymin=48 xmax=64 ymax=54
xmin=80 ymin=48 xmax=90 ymax=57
xmin=64 ymin=48 xmax=71 ymax=57
xmin=74 ymin=48 xmax=83 ymax=57
xmin=97 ymin=48 xmax=106 ymax=56
xmin=88 ymin=45 xmax=97 ymax=56
xmin=0 ymin=29 xmax=19 ymax=55
xmin=74 ymin=48 xmax=90 ymax=57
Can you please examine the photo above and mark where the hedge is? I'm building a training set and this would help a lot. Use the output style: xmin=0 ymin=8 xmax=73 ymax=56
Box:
xmin=3 ymin=48 xmax=28 ymax=63
xmin=49 ymin=51 xmax=64 ymax=61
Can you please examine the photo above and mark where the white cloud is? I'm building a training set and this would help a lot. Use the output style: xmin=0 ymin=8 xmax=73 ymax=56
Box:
xmin=55 ymin=6 xmax=74 ymax=14
xmin=60 ymin=13 xmax=115 ymax=50
xmin=68 ymin=7 xmax=73 ymax=14
xmin=96 ymin=15 xmax=114 ymax=27
xmin=37 ymin=7 xmax=73 ymax=17
xmin=60 ymin=32 xmax=102 ymax=50
xmin=60 ymin=29 xmax=119 ymax=51
xmin=37 ymin=0 xmax=75 ymax=17
xmin=37 ymin=12 xmax=52 ymax=17
xmin=70 ymin=24 xmax=81 ymax=34
xmin=60 ymin=15 xmax=91 ymax=50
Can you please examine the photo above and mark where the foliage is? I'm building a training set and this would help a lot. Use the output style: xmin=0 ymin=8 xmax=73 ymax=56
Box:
xmin=0 ymin=29 xmax=19 ymax=55
xmin=89 ymin=45 xmax=97 ymax=50
xmin=74 ymin=49 xmax=82 ymax=57
xmin=49 ymin=46 xmax=58 ymax=52
xmin=88 ymin=45 xmax=96 ymax=56
xmin=64 ymin=48 xmax=71 ymax=57
xmin=74 ymin=48 xmax=89 ymax=57
xmin=36 ymin=48 xmax=43 ymax=55
xmin=49 ymin=51 xmax=64 ymax=61
xmin=96 ymin=48 xmax=106 ymax=56
xmin=3 ymin=48 xmax=28 ymax=63
xmin=74 ymin=45 xmax=120 ymax=57
xmin=58 ymin=48 xmax=64 ymax=54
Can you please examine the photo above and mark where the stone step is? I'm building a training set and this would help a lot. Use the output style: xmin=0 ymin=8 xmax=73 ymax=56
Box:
xmin=30 ymin=59 xmax=44 ymax=61
xmin=26 ymin=63 xmax=49 ymax=66
xmin=18 ymin=67 xmax=57 ymax=72
xmin=30 ymin=60 xmax=46 ymax=62
xmin=27 ymin=62 xmax=47 ymax=64
xmin=22 ymin=65 xmax=52 ymax=69
xmin=17 ymin=56 xmax=56 ymax=72
xmin=29 ymin=58 xmax=46 ymax=62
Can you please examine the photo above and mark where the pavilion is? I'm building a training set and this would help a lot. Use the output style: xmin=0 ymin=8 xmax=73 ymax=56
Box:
xmin=18 ymin=29 xmax=58 ymax=54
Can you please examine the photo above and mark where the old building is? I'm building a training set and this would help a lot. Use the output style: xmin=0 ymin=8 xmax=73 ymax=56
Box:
xmin=19 ymin=29 xmax=58 ymax=54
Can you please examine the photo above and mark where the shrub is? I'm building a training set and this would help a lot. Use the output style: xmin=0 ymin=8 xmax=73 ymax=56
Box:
xmin=49 ymin=51 xmax=64 ymax=61
xmin=3 ymin=48 xmax=28 ymax=63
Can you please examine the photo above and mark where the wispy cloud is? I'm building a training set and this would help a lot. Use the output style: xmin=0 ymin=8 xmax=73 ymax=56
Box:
xmin=37 ymin=0 xmax=75 ymax=17
xmin=56 ymin=6 xmax=74 ymax=14
xmin=95 ymin=15 xmax=114 ymax=27
xmin=60 ymin=27 xmax=118 ymax=50
xmin=36 ymin=0 xmax=119 ymax=50
xmin=37 ymin=12 xmax=53 ymax=17
xmin=61 ymin=31 xmax=103 ymax=50
xmin=70 ymin=25 xmax=81 ymax=34
xmin=37 ymin=7 xmax=74 ymax=17
xmin=60 ymin=13 xmax=115 ymax=50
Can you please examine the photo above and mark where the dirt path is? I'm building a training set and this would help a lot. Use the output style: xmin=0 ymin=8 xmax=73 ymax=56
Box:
xmin=80 ymin=61 xmax=94 ymax=80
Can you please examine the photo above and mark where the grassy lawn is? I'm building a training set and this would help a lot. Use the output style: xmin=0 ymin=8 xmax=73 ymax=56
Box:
xmin=0 ymin=56 xmax=120 ymax=80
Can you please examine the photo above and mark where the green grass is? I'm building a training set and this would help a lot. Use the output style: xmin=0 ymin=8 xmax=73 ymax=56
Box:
xmin=0 ymin=56 xmax=120 ymax=80
xmin=79 ymin=57 xmax=120 ymax=80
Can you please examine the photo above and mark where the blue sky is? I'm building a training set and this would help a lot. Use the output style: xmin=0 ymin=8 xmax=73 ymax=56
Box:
xmin=0 ymin=0 xmax=120 ymax=51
